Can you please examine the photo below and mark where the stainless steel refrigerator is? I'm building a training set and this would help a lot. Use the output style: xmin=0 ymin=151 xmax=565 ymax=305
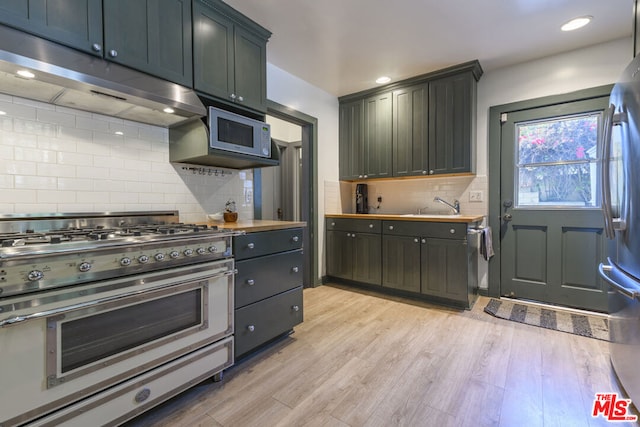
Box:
xmin=599 ymin=52 xmax=640 ymax=405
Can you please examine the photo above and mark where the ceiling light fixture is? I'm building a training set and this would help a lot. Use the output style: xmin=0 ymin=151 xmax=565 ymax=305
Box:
xmin=0 ymin=111 xmax=6 ymax=115
xmin=16 ymin=70 xmax=35 ymax=79
xmin=561 ymin=16 xmax=593 ymax=32
xmin=163 ymin=107 xmax=175 ymax=114
xmin=376 ymin=76 xmax=391 ymax=84
xmin=115 ymin=131 xmax=124 ymax=136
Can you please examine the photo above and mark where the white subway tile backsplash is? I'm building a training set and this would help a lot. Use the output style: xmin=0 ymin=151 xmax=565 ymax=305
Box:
xmin=0 ymin=95 xmax=252 ymax=220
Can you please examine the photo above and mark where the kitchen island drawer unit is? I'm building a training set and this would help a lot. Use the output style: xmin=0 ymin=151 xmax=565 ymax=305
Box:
xmin=235 ymin=287 xmax=303 ymax=358
xmin=232 ymin=227 xmax=304 ymax=359
xmin=325 ymin=218 xmax=382 ymax=285
xmin=235 ymin=249 xmax=303 ymax=308
xmin=234 ymin=228 xmax=303 ymax=260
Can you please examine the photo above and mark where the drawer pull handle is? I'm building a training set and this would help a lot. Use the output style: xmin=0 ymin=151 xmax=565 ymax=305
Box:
xmin=331 ymin=222 xmax=335 ymax=226
xmin=450 ymin=229 xmax=456 ymax=234
xmin=414 ymin=238 xmax=419 ymax=243
xmin=246 ymin=279 xmax=255 ymax=286
xmin=292 ymin=305 xmax=300 ymax=312
xmin=247 ymin=325 xmax=255 ymax=332
xmin=421 ymin=238 xmax=426 ymax=244
xmin=292 ymin=266 xmax=299 ymax=273
xmin=292 ymin=236 xmax=299 ymax=242
xmin=389 ymin=225 xmax=394 ymax=230
xmin=247 ymin=243 xmax=255 ymax=249
xmin=369 ymin=224 xmax=374 ymax=228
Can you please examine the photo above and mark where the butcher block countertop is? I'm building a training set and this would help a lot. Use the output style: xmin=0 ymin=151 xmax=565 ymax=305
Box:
xmin=325 ymin=213 xmax=484 ymax=224
xmin=211 ymin=220 xmax=306 ymax=233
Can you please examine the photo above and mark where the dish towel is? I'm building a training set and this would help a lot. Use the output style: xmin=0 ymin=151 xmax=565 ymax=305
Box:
xmin=480 ymin=227 xmax=494 ymax=261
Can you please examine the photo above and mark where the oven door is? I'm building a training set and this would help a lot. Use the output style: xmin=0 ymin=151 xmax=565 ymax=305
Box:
xmin=0 ymin=259 xmax=234 ymax=427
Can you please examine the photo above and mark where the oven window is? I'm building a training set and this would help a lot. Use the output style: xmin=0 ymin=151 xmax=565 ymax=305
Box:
xmin=60 ymin=289 xmax=202 ymax=373
xmin=217 ymin=117 xmax=253 ymax=148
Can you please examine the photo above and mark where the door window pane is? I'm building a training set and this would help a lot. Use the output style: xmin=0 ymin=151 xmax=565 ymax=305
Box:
xmin=516 ymin=113 xmax=600 ymax=207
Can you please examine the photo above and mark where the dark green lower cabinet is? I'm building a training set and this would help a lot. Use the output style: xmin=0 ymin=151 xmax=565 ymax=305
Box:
xmin=326 ymin=230 xmax=381 ymax=285
xmin=422 ymin=238 xmax=469 ymax=301
xmin=326 ymin=230 xmax=353 ymax=280
xmin=382 ymin=235 xmax=421 ymax=292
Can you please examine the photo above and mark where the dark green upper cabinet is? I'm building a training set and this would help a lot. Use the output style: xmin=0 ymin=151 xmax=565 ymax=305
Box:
xmin=338 ymin=93 xmax=392 ymax=180
xmin=193 ymin=0 xmax=270 ymax=113
xmin=428 ymin=72 xmax=475 ymax=175
xmin=393 ymin=83 xmax=430 ymax=177
xmin=0 ymin=0 xmax=103 ymax=56
xmin=338 ymin=99 xmax=364 ymax=180
xmin=103 ymin=0 xmax=193 ymax=87
xmin=338 ymin=61 xmax=482 ymax=181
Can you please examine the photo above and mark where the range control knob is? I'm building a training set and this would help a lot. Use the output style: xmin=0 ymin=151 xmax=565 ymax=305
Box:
xmin=120 ymin=257 xmax=131 ymax=266
xmin=196 ymin=247 xmax=206 ymax=255
xmin=154 ymin=253 xmax=165 ymax=261
xmin=183 ymin=249 xmax=194 ymax=256
xmin=78 ymin=262 xmax=92 ymax=272
xmin=169 ymin=251 xmax=180 ymax=259
xmin=208 ymin=245 xmax=218 ymax=253
xmin=138 ymin=255 xmax=149 ymax=264
xmin=27 ymin=270 xmax=44 ymax=281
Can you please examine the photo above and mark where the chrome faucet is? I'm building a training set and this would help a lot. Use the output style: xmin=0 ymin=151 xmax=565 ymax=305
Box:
xmin=434 ymin=196 xmax=460 ymax=215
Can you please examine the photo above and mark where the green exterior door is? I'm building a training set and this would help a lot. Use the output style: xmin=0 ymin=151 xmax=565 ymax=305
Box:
xmin=392 ymin=83 xmax=430 ymax=177
xmin=364 ymin=92 xmax=393 ymax=179
xmin=103 ymin=0 xmax=192 ymax=86
xmin=429 ymin=73 xmax=473 ymax=174
xmin=499 ymin=97 xmax=609 ymax=311
xmin=382 ymin=234 xmax=421 ymax=292
xmin=0 ymin=0 xmax=102 ymax=55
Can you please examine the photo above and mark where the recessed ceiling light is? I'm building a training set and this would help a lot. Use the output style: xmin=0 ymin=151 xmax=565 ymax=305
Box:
xmin=561 ymin=16 xmax=592 ymax=32
xmin=115 ymin=131 xmax=124 ymax=136
xmin=0 ymin=111 xmax=6 ymax=115
xmin=163 ymin=107 xmax=175 ymax=114
xmin=376 ymin=76 xmax=391 ymax=84
xmin=16 ymin=69 xmax=35 ymax=79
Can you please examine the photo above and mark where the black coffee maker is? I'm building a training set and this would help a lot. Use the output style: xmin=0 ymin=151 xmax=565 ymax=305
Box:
xmin=356 ymin=183 xmax=368 ymax=214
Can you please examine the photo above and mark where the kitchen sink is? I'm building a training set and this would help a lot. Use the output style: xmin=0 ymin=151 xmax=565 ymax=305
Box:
xmin=400 ymin=214 xmax=461 ymax=218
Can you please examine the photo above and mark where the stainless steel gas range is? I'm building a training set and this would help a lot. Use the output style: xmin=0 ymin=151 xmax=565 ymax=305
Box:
xmin=0 ymin=211 xmax=238 ymax=427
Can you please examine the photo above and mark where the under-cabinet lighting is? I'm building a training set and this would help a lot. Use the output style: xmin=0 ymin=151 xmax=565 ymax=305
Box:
xmin=561 ymin=16 xmax=592 ymax=31
xmin=376 ymin=76 xmax=391 ymax=84
xmin=163 ymin=107 xmax=175 ymax=114
xmin=16 ymin=70 xmax=35 ymax=79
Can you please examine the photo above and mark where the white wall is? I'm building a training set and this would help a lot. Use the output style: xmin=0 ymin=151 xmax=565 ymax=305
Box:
xmin=266 ymin=63 xmax=340 ymax=283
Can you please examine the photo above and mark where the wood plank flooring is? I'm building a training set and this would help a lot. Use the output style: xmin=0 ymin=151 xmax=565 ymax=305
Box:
xmin=124 ymin=284 xmax=637 ymax=427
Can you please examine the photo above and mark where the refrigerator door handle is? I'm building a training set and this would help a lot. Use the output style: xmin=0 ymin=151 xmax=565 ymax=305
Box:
xmin=601 ymin=104 xmax=616 ymax=239
xmin=599 ymin=261 xmax=640 ymax=300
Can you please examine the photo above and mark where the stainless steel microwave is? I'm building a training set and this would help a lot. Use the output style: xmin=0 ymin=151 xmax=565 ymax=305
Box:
xmin=208 ymin=107 xmax=271 ymax=158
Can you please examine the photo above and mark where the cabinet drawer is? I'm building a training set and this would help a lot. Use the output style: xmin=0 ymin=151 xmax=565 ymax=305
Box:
xmin=326 ymin=218 xmax=381 ymax=233
xmin=235 ymin=250 xmax=303 ymax=308
xmin=382 ymin=221 xmax=467 ymax=239
xmin=234 ymin=228 xmax=303 ymax=260
xmin=234 ymin=287 xmax=303 ymax=358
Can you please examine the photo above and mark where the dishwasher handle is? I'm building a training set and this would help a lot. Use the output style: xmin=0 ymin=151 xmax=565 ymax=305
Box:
xmin=599 ymin=260 xmax=640 ymax=301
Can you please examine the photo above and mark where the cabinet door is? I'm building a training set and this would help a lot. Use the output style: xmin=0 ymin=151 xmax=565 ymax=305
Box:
xmin=422 ymin=238 xmax=468 ymax=301
xmin=0 ymin=0 xmax=102 ymax=55
xmin=233 ymin=25 xmax=268 ymax=112
xmin=364 ymin=92 xmax=393 ymax=179
xmin=428 ymin=73 xmax=473 ymax=174
xmin=352 ymin=232 xmax=382 ymax=285
xmin=326 ymin=230 xmax=354 ymax=280
xmin=382 ymin=235 xmax=421 ymax=292
xmin=103 ymin=0 xmax=193 ymax=86
xmin=393 ymin=83 xmax=430 ymax=177
xmin=193 ymin=0 xmax=234 ymax=98
xmin=339 ymin=99 xmax=364 ymax=180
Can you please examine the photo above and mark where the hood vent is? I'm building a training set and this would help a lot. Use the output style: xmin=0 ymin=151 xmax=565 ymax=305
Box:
xmin=0 ymin=24 xmax=206 ymax=127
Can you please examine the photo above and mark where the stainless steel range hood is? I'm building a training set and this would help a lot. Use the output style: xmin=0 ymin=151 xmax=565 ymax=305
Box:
xmin=0 ymin=24 xmax=206 ymax=128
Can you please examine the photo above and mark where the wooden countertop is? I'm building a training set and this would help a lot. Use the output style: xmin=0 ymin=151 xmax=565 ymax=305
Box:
xmin=209 ymin=219 xmax=306 ymax=233
xmin=325 ymin=213 xmax=484 ymax=224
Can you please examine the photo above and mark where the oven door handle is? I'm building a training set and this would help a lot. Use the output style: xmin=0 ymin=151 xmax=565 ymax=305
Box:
xmin=0 ymin=269 xmax=234 ymax=328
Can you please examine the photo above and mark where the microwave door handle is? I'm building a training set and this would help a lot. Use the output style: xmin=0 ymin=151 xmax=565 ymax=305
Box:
xmin=601 ymin=104 xmax=615 ymax=239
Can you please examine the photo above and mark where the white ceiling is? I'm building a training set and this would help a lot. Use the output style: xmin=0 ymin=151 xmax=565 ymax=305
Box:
xmin=224 ymin=0 xmax=633 ymax=97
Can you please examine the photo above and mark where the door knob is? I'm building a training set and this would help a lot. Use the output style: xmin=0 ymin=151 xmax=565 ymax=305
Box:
xmin=502 ymin=214 xmax=513 ymax=222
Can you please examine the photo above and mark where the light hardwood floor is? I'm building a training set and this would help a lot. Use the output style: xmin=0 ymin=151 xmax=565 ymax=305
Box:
xmin=124 ymin=284 xmax=637 ymax=427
